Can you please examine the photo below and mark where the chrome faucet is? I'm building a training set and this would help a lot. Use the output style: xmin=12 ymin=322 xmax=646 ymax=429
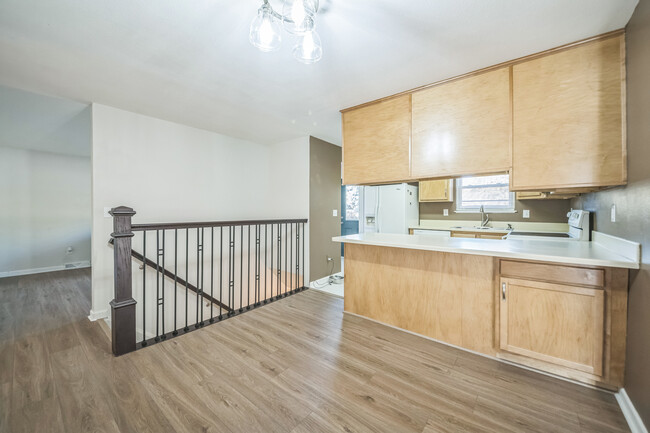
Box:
xmin=479 ymin=205 xmax=490 ymax=227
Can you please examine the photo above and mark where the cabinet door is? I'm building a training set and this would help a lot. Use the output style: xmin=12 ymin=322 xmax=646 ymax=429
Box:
xmin=476 ymin=233 xmax=507 ymax=239
xmin=412 ymin=67 xmax=511 ymax=178
xmin=500 ymin=278 xmax=604 ymax=375
xmin=511 ymin=35 xmax=626 ymax=190
xmin=342 ymin=95 xmax=411 ymax=185
xmin=450 ymin=232 xmax=477 ymax=238
xmin=419 ymin=179 xmax=453 ymax=202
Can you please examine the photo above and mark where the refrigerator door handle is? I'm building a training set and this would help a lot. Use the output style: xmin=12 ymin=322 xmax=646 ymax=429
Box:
xmin=376 ymin=189 xmax=381 ymax=233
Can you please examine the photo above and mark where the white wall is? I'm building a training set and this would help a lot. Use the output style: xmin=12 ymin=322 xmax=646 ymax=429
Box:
xmin=91 ymin=104 xmax=310 ymax=318
xmin=0 ymin=147 xmax=91 ymax=275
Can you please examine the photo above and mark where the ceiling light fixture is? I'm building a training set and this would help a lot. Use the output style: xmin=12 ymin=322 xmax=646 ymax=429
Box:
xmin=249 ymin=0 xmax=322 ymax=64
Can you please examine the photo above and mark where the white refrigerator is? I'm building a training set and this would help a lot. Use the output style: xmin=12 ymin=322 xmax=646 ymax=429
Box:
xmin=361 ymin=183 xmax=419 ymax=234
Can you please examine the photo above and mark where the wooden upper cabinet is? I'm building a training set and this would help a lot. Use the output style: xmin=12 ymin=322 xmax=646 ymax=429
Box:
xmin=511 ymin=35 xmax=626 ymax=190
xmin=419 ymin=179 xmax=453 ymax=202
xmin=342 ymin=95 xmax=411 ymax=185
xmin=411 ymin=67 xmax=511 ymax=179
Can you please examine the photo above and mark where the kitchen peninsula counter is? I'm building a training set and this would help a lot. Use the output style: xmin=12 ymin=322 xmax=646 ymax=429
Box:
xmin=333 ymin=231 xmax=639 ymax=390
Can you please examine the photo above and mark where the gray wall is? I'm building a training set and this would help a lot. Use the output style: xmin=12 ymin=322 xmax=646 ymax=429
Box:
xmin=421 ymin=193 xmax=572 ymax=223
xmin=309 ymin=136 xmax=342 ymax=281
xmin=571 ymin=0 xmax=650 ymax=425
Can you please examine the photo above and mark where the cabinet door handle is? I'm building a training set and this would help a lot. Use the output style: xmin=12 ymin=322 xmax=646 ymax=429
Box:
xmin=502 ymin=282 xmax=506 ymax=300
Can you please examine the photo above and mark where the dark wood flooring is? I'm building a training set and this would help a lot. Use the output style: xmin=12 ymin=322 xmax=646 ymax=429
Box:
xmin=0 ymin=268 xmax=630 ymax=432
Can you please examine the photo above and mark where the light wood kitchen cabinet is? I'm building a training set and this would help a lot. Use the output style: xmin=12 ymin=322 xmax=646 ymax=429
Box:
xmin=516 ymin=192 xmax=577 ymax=200
xmin=500 ymin=277 xmax=605 ymax=376
xmin=342 ymin=95 xmax=411 ymax=185
xmin=450 ymin=231 xmax=508 ymax=239
xmin=411 ymin=67 xmax=511 ymax=179
xmin=419 ymin=179 xmax=453 ymax=202
xmin=511 ymin=34 xmax=626 ymax=190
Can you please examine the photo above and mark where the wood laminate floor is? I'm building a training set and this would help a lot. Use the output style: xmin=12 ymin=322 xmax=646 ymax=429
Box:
xmin=0 ymin=269 xmax=630 ymax=433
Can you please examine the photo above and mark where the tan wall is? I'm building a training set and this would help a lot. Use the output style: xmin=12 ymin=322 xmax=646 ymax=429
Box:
xmin=420 ymin=194 xmax=571 ymax=223
xmin=571 ymin=0 xmax=650 ymax=425
xmin=309 ymin=137 xmax=342 ymax=281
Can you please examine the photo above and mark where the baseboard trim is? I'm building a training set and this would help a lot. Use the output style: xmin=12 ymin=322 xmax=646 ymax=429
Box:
xmin=0 ymin=261 xmax=91 ymax=278
xmin=88 ymin=308 xmax=109 ymax=321
xmin=616 ymin=388 xmax=648 ymax=433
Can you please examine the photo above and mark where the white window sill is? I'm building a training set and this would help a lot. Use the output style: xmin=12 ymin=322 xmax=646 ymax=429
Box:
xmin=454 ymin=209 xmax=517 ymax=214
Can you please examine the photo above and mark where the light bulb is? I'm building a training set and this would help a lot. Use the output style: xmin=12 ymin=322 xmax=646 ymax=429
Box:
xmin=282 ymin=0 xmax=318 ymax=34
xmin=249 ymin=4 xmax=281 ymax=52
xmin=293 ymin=29 xmax=322 ymax=64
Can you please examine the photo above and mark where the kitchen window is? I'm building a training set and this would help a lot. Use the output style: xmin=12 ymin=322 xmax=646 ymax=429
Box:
xmin=455 ymin=174 xmax=515 ymax=213
xmin=345 ymin=185 xmax=360 ymax=220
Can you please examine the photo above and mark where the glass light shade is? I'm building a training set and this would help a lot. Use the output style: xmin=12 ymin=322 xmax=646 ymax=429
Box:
xmin=249 ymin=4 xmax=282 ymax=52
xmin=282 ymin=0 xmax=318 ymax=34
xmin=293 ymin=29 xmax=322 ymax=64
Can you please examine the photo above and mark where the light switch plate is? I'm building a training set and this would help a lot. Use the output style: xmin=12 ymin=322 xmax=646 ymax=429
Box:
xmin=333 ymin=209 xmax=338 ymax=217
xmin=523 ymin=209 xmax=530 ymax=219
xmin=611 ymin=204 xmax=616 ymax=222
xmin=443 ymin=209 xmax=449 ymax=216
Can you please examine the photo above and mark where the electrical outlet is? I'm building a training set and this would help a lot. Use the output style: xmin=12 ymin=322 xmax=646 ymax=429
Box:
xmin=443 ymin=209 xmax=449 ymax=216
xmin=326 ymin=256 xmax=333 ymax=262
xmin=523 ymin=209 xmax=530 ymax=219
xmin=611 ymin=204 xmax=616 ymax=222
xmin=332 ymin=209 xmax=338 ymax=217
xmin=66 ymin=246 xmax=73 ymax=255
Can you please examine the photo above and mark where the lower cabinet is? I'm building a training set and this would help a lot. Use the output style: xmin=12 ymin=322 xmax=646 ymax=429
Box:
xmin=499 ymin=277 xmax=604 ymax=375
xmin=450 ymin=231 xmax=508 ymax=239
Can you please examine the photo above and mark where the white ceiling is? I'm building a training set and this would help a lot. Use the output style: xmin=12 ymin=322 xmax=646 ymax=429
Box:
xmin=0 ymin=85 xmax=91 ymax=157
xmin=0 ymin=0 xmax=638 ymax=146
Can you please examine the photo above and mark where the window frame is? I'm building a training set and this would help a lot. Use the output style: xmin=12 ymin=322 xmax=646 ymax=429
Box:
xmin=454 ymin=175 xmax=516 ymax=213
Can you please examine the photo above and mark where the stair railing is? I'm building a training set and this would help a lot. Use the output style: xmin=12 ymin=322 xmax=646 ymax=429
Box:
xmin=109 ymin=206 xmax=308 ymax=356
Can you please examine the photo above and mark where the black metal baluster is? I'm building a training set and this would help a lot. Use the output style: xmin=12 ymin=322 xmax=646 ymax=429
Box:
xmin=302 ymin=222 xmax=305 ymax=290
xmin=210 ymin=227 xmax=214 ymax=323
xmin=277 ymin=223 xmax=282 ymax=300
xmin=161 ymin=230 xmax=166 ymax=339
xmin=247 ymin=225 xmax=251 ymax=310
xmin=239 ymin=225 xmax=243 ymax=313
xmin=296 ymin=223 xmax=300 ymax=292
xmin=284 ymin=223 xmax=288 ymax=297
xmin=185 ymin=228 xmax=189 ymax=331
xmin=290 ymin=223 xmax=293 ymax=293
xmin=155 ymin=230 xmax=160 ymax=341
xmin=264 ymin=224 xmax=267 ymax=304
xmin=196 ymin=228 xmax=202 ymax=328
xmin=142 ymin=231 xmax=147 ymax=346
xmin=219 ymin=226 xmax=223 ymax=320
xmin=173 ymin=229 xmax=178 ymax=335
xmin=270 ymin=223 xmax=274 ymax=301
xmin=200 ymin=227 xmax=205 ymax=326
xmin=255 ymin=225 xmax=261 ymax=306
xmin=228 ymin=226 xmax=235 ymax=316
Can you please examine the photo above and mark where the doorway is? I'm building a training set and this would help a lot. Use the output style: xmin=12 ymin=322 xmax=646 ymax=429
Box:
xmin=341 ymin=185 xmax=360 ymax=256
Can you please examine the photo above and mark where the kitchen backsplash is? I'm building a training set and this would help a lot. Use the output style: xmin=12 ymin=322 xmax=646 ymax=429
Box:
xmin=419 ymin=197 xmax=572 ymax=223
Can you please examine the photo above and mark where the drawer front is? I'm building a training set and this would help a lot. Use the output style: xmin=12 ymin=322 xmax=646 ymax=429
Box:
xmin=500 ymin=260 xmax=604 ymax=287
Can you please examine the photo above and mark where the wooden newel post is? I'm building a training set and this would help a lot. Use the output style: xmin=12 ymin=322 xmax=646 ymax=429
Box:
xmin=109 ymin=206 xmax=137 ymax=356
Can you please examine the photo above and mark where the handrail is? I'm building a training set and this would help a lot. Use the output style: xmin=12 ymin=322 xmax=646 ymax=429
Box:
xmin=108 ymin=238 xmax=232 ymax=312
xmin=131 ymin=218 xmax=308 ymax=231
xmin=108 ymin=206 xmax=308 ymax=356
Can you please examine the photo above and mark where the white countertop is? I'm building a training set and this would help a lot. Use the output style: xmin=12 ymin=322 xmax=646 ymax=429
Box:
xmin=333 ymin=232 xmax=640 ymax=269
